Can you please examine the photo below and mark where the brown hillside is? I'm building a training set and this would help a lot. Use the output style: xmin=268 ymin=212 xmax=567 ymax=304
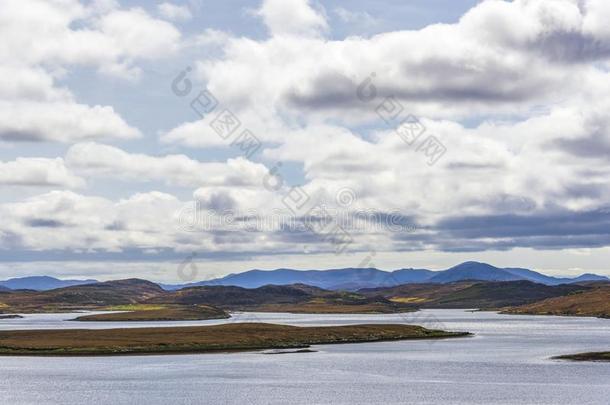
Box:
xmin=503 ymin=285 xmax=610 ymax=318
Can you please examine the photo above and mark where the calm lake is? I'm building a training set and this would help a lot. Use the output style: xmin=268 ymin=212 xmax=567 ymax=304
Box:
xmin=0 ymin=309 xmax=609 ymax=404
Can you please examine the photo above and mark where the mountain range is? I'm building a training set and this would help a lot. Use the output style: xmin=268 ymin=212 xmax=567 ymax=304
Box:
xmin=1 ymin=261 xmax=607 ymax=291
xmin=161 ymin=261 xmax=608 ymax=291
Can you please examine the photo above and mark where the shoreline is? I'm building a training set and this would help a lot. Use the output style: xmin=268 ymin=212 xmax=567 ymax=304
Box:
xmin=500 ymin=310 xmax=610 ymax=320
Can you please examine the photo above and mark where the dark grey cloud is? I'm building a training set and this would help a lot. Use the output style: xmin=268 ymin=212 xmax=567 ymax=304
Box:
xmin=395 ymin=209 xmax=610 ymax=252
xmin=0 ymin=130 xmax=47 ymax=142
xmin=437 ymin=210 xmax=610 ymax=238
xmin=25 ymin=218 xmax=69 ymax=228
xmin=284 ymin=72 xmax=364 ymax=111
xmin=554 ymin=134 xmax=610 ymax=159
xmin=284 ymin=59 xmax=556 ymax=113
xmin=557 ymin=183 xmax=604 ymax=200
xmin=105 ymin=221 xmax=126 ymax=231
xmin=196 ymin=192 xmax=237 ymax=211
xmin=355 ymin=210 xmax=418 ymax=231
xmin=532 ymin=31 xmax=610 ymax=63
xmin=396 ymin=58 xmax=554 ymax=103
xmin=384 ymin=206 xmax=610 ymax=252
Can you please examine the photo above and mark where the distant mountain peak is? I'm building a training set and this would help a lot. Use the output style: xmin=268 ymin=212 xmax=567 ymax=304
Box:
xmin=0 ymin=276 xmax=98 ymax=291
xmin=570 ymin=273 xmax=609 ymax=281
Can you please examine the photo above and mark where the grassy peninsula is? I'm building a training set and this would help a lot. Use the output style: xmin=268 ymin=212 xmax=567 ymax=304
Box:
xmin=73 ymin=305 xmax=229 ymax=322
xmin=0 ymin=323 xmax=470 ymax=356
xmin=553 ymin=352 xmax=610 ymax=362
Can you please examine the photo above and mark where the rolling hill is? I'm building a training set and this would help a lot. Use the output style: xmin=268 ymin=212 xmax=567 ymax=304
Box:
xmin=503 ymin=285 xmax=610 ymax=318
xmin=147 ymin=283 xmax=410 ymax=313
xmin=0 ymin=279 xmax=165 ymax=311
xmin=0 ymin=280 xmax=411 ymax=314
xmin=359 ymin=280 xmax=589 ymax=309
xmin=150 ymin=284 xmax=313 ymax=307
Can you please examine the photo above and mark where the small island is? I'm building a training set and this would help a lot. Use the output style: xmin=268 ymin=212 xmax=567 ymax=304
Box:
xmin=252 ymin=301 xmax=416 ymax=314
xmin=553 ymin=352 xmax=610 ymax=362
xmin=73 ymin=305 xmax=230 ymax=322
xmin=0 ymin=323 xmax=470 ymax=356
xmin=0 ymin=314 xmax=23 ymax=319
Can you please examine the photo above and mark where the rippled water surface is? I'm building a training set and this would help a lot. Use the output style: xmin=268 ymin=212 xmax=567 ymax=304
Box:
xmin=1 ymin=309 xmax=609 ymax=404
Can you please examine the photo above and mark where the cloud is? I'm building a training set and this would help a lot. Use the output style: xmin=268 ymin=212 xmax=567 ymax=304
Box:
xmin=0 ymin=0 xmax=182 ymax=78
xmin=3 ymin=0 xmax=610 ymax=272
xmin=0 ymin=101 xmax=141 ymax=143
xmin=159 ymin=0 xmax=610 ymax=241
xmin=66 ymin=142 xmax=268 ymax=188
xmin=427 ymin=209 xmax=610 ymax=251
xmin=162 ymin=0 xmax=610 ymax=128
xmin=0 ymin=64 xmax=140 ymax=143
xmin=97 ymin=7 xmax=182 ymax=61
xmin=0 ymin=189 xmax=296 ymax=256
xmin=0 ymin=158 xmax=85 ymax=188
xmin=191 ymin=28 xmax=232 ymax=48
xmin=157 ymin=2 xmax=192 ymax=21
xmin=334 ymin=7 xmax=379 ymax=29
xmin=0 ymin=190 xmax=184 ymax=252
xmin=257 ymin=0 xmax=328 ymax=38
xmin=25 ymin=218 xmax=69 ymax=228
xmin=0 ymin=0 xmax=188 ymax=143
xmin=0 ymin=65 xmax=70 ymax=102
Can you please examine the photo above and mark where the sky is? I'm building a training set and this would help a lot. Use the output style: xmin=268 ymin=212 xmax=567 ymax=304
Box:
xmin=2 ymin=0 xmax=610 ymax=282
